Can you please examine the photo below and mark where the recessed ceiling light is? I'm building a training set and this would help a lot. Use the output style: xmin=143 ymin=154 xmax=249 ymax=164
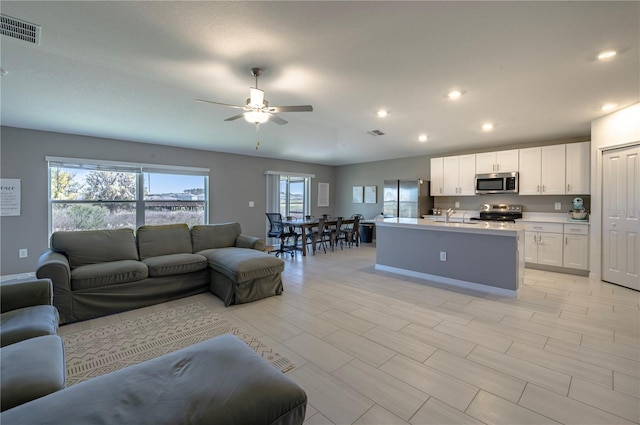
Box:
xmin=418 ymin=134 xmax=428 ymax=142
xmin=448 ymin=90 xmax=462 ymax=100
xmin=597 ymin=50 xmax=617 ymax=60
xmin=482 ymin=123 xmax=494 ymax=131
xmin=601 ymin=103 xmax=618 ymax=111
xmin=377 ymin=110 xmax=388 ymax=118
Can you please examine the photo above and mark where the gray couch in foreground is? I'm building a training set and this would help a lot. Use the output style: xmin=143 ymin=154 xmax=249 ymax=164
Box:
xmin=1 ymin=334 xmax=307 ymax=425
xmin=0 ymin=278 xmax=65 ymax=412
xmin=37 ymin=223 xmax=285 ymax=324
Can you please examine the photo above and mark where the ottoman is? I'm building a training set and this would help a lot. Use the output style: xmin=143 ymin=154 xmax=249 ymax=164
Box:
xmin=199 ymin=247 xmax=285 ymax=306
xmin=1 ymin=335 xmax=66 ymax=411
xmin=0 ymin=334 xmax=307 ymax=425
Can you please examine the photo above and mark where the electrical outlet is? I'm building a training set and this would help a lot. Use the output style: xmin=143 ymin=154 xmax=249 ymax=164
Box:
xmin=454 ymin=202 xmax=460 ymax=208
xmin=249 ymin=201 xmax=254 ymax=207
xmin=554 ymin=202 xmax=561 ymax=210
xmin=439 ymin=251 xmax=447 ymax=261
xmin=19 ymin=249 xmax=28 ymax=258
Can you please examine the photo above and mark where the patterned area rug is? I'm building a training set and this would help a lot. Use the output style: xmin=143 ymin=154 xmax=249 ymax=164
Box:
xmin=62 ymin=302 xmax=295 ymax=386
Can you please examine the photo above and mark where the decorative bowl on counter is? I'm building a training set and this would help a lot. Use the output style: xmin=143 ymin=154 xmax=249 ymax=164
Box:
xmin=568 ymin=210 xmax=588 ymax=220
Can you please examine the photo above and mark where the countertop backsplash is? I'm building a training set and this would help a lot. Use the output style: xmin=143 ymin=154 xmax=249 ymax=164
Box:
xmin=433 ymin=194 xmax=591 ymax=214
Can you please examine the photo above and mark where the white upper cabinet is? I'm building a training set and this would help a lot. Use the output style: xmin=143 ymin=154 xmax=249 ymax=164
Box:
xmin=565 ymin=142 xmax=590 ymax=194
xmin=475 ymin=149 xmax=519 ymax=174
xmin=519 ymin=145 xmax=566 ymax=195
xmin=430 ymin=157 xmax=444 ymax=196
xmin=541 ymin=144 xmax=566 ymax=194
xmin=443 ymin=154 xmax=476 ymax=196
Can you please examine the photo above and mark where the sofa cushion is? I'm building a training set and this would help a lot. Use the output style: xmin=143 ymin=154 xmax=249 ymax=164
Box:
xmin=141 ymin=253 xmax=208 ymax=277
xmin=136 ymin=224 xmax=193 ymax=260
xmin=71 ymin=260 xmax=148 ymax=290
xmin=199 ymin=247 xmax=284 ymax=283
xmin=1 ymin=335 xmax=66 ymax=412
xmin=51 ymin=228 xmax=139 ymax=268
xmin=191 ymin=223 xmax=241 ymax=253
xmin=0 ymin=305 xmax=59 ymax=347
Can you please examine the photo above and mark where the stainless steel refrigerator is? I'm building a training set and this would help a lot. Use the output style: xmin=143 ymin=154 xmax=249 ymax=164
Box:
xmin=383 ymin=179 xmax=433 ymax=218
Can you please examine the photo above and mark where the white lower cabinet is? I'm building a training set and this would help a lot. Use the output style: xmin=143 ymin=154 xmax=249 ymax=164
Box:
xmin=524 ymin=223 xmax=564 ymax=267
xmin=523 ymin=222 xmax=589 ymax=270
xmin=563 ymin=224 xmax=589 ymax=270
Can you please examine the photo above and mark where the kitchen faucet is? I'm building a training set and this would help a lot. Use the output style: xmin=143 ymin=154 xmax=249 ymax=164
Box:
xmin=444 ymin=208 xmax=455 ymax=223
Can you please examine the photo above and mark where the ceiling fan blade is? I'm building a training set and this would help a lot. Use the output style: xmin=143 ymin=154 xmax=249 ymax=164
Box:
xmin=268 ymin=105 xmax=313 ymax=113
xmin=196 ymin=99 xmax=244 ymax=110
xmin=269 ymin=114 xmax=288 ymax=125
xmin=224 ymin=113 xmax=246 ymax=122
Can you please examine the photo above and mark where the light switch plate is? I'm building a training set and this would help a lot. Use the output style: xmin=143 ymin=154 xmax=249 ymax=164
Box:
xmin=249 ymin=201 xmax=254 ymax=207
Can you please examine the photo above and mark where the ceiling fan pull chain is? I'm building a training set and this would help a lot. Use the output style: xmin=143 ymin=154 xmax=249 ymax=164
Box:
xmin=255 ymin=123 xmax=260 ymax=150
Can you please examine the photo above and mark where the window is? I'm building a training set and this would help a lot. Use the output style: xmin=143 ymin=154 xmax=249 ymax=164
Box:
xmin=47 ymin=157 xmax=209 ymax=233
xmin=279 ymin=175 xmax=310 ymax=219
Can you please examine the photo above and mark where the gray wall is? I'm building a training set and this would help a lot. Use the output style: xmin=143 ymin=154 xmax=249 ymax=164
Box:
xmin=334 ymin=156 xmax=428 ymax=219
xmin=0 ymin=126 xmax=334 ymax=275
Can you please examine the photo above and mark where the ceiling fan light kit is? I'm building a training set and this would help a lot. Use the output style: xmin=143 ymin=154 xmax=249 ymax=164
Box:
xmin=244 ymin=111 xmax=269 ymax=124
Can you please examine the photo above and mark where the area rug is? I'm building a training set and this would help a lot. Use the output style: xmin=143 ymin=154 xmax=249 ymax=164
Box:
xmin=62 ymin=302 xmax=295 ymax=386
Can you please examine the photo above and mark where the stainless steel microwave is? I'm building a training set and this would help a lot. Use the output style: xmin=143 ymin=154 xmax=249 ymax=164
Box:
xmin=475 ymin=172 xmax=518 ymax=194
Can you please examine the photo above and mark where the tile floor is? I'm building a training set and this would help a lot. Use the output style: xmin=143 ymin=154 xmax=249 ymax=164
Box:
xmin=59 ymin=243 xmax=640 ymax=424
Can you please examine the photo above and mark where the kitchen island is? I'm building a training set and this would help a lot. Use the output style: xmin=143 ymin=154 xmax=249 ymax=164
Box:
xmin=375 ymin=218 xmax=525 ymax=296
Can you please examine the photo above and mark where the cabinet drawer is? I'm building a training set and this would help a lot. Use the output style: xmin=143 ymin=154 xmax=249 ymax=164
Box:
xmin=523 ymin=222 xmax=564 ymax=233
xmin=564 ymin=224 xmax=589 ymax=235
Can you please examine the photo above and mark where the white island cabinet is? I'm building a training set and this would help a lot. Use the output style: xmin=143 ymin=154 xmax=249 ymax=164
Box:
xmin=375 ymin=218 xmax=524 ymax=296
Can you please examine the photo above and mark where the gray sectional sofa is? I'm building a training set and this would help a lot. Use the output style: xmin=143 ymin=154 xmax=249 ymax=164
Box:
xmin=37 ymin=222 xmax=285 ymax=324
xmin=0 ymin=280 xmax=306 ymax=424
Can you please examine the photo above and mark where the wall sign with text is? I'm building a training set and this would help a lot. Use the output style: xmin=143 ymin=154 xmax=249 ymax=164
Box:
xmin=1 ymin=178 xmax=21 ymax=216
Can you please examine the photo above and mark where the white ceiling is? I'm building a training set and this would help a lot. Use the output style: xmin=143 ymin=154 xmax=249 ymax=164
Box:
xmin=1 ymin=1 xmax=638 ymax=166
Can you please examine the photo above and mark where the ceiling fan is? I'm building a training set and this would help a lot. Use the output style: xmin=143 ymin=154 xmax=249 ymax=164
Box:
xmin=196 ymin=68 xmax=313 ymax=126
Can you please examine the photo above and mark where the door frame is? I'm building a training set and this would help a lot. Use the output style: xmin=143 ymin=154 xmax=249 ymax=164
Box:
xmin=596 ymin=141 xmax=640 ymax=283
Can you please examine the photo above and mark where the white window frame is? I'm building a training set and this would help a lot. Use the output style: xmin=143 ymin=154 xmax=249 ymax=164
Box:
xmin=46 ymin=156 xmax=209 ymax=234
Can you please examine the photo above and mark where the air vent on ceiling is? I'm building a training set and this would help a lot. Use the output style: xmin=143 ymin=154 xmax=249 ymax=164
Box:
xmin=367 ymin=129 xmax=385 ymax=136
xmin=1 ymin=14 xmax=41 ymax=45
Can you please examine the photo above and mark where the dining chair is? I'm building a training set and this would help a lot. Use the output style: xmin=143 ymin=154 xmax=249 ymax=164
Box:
xmin=339 ymin=215 xmax=361 ymax=248
xmin=306 ymin=218 xmax=330 ymax=254
xmin=285 ymin=216 xmax=302 ymax=248
xmin=265 ymin=213 xmax=296 ymax=258
xmin=328 ymin=216 xmax=344 ymax=251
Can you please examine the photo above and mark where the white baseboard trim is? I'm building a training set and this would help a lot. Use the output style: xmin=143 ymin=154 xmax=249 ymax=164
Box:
xmin=374 ymin=264 xmax=517 ymax=298
xmin=0 ymin=272 xmax=36 ymax=282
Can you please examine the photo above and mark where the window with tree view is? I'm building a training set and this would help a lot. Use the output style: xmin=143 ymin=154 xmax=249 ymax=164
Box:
xmin=48 ymin=158 xmax=208 ymax=233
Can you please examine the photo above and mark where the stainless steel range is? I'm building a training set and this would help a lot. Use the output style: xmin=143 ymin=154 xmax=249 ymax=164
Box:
xmin=470 ymin=204 xmax=523 ymax=223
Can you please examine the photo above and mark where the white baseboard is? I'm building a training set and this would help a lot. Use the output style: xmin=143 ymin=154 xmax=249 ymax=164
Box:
xmin=374 ymin=264 xmax=517 ymax=298
xmin=0 ymin=272 xmax=36 ymax=282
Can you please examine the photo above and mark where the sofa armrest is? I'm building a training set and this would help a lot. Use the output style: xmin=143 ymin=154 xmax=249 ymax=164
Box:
xmin=36 ymin=251 xmax=74 ymax=324
xmin=235 ymin=234 xmax=266 ymax=251
xmin=0 ymin=278 xmax=54 ymax=313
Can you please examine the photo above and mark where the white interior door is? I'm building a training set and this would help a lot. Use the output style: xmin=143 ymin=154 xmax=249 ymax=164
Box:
xmin=602 ymin=144 xmax=640 ymax=290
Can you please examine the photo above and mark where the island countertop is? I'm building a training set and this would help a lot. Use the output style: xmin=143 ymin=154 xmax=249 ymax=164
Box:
xmin=377 ymin=217 xmax=525 ymax=236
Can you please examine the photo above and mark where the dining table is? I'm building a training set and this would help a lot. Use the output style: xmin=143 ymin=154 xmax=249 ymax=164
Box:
xmin=281 ymin=218 xmax=359 ymax=256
